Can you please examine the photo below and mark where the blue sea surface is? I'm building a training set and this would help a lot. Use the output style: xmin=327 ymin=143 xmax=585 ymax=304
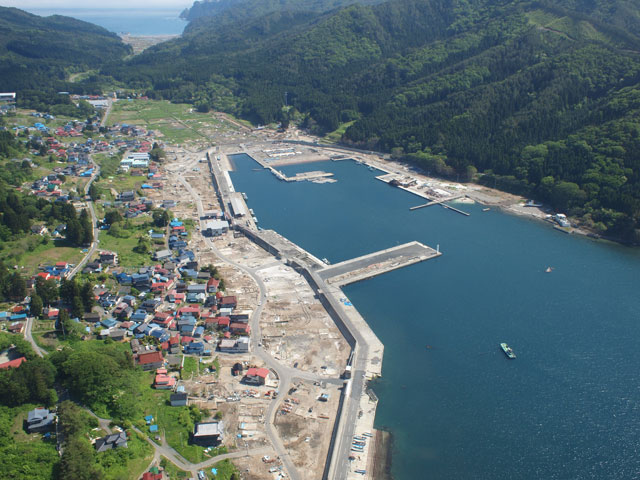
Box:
xmin=26 ymin=8 xmax=187 ymax=36
xmin=229 ymin=154 xmax=640 ymax=479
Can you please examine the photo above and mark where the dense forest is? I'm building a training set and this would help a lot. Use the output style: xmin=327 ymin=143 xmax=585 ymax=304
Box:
xmin=105 ymin=0 xmax=640 ymax=240
xmin=0 ymin=7 xmax=131 ymax=109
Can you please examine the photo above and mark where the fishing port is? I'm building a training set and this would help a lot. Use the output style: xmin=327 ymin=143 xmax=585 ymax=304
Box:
xmin=207 ymin=148 xmax=446 ymax=479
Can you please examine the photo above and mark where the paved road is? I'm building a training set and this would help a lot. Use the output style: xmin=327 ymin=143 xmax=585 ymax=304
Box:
xmin=68 ymin=166 xmax=101 ymax=279
xmin=24 ymin=317 xmax=47 ymax=358
xmin=100 ymin=98 xmax=114 ymax=128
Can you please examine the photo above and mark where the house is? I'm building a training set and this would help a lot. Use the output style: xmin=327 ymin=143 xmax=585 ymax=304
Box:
xmin=243 ymin=367 xmax=270 ymax=386
xmin=192 ymin=421 xmax=224 ymax=446
xmin=141 ymin=299 xmax=161 ymax=312
xmin=154 ymin=369 xmax=176 ymax=389
xmin=154 ymin=249 xmax=172 ymax=261
xmin=184 ymin=342 xmax=206 ymax=355
xmin=206 ymin=278 xmax=220 ymax=293
xmin=8 ymin=322 xmax=24 ymax=333
xmin=0 ymin=356 xmax=27 ymax=369
xmin=230 ymin=322 xmax=250 ymax=335
xmin=177 ymin=306 xmax=200 ymax=318
xmin=109 ymin=329 xmax=126 ymax=341
xmin=26 ymin=408 xmax=56 ymax=433
xmin=31 ymin=224 xmax=48 ymax=235
xmin=170 ymin=392 xmax=188 ymax=407
xmin=187 ymin=284 xmax=207 ymax=295
xmin=84 ymin=311 xmax=101 ymax=323
xmin=131 ymin=273 xmax=151 ymax=290
xmin=116 ymin=190 xmax=135 ymax=202
xmin=95 ymin=431 xmax=128 ymax=452
xmin=218 ymin=337 xmax=250 ymax=353
xmin=142 ymin=471 xmax=162 ymax=480
xmin=136 ymin=351 xmax=164 ymax=371
xmin=153 ymin=312 xmax=173 ymax=327
xmin=218 ymin=296 xmax=237 ymax=309
xmin=216 ymin=317 xmax=231 ymax=330
xmin=230 ymin=310 xmax=252 ymax=322
xmin=99 ymin=251 xmax=118 ymax=266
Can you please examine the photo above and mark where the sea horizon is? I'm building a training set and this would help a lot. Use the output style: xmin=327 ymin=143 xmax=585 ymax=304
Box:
xmin=25 ymin=7 xmax=188 ymax=36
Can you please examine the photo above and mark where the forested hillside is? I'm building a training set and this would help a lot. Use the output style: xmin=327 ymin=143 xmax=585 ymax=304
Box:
xmin=0 ymin=7 xmax=131 ymax=103
xmin=180 ymin=0 xmax=382 ymax=23
xmin=108 ymin=0 xmax=640 ymax=240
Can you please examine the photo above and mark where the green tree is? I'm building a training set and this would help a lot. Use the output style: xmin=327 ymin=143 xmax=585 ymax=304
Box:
xmin=104 ymin=209 xmax=122 ymax=225
xmin=152 ymin=209 xmax=170 ymax=227
xmin=59 ymin=437 xmax=101 ymax=480
xmin=35 ymin=277 xmax=58 ymax=306
xmin=88 ymin=183 xmax=101 ymax=201
xmin=8 ymin=272 xmax=26 ymax=299
xmin=80 ymin=281 xmax=95 ymax=312
xmin=29 ymin=294 xmax=43 ymax=318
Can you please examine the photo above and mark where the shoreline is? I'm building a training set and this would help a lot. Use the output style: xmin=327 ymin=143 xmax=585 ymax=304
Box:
xmin=260 ymin=137 xmax=625 ymax=245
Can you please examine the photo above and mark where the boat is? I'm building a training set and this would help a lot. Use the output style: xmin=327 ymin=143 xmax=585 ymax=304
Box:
xmin=482 ymin=207 xmax=490 ymax=212
xmin=545 ymin=266 xmax=553 ymax=273
xmin=322 ymin=257 xmax=330 ymax=265
xmin=500 ymin=343 xmax=516 ymax=359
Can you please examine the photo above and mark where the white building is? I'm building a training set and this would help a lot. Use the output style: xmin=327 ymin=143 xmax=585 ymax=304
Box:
xmin=218 ymin=337 xmax=250 ymax=353
xmin=202 ymin=219 xmax=229 ymax=237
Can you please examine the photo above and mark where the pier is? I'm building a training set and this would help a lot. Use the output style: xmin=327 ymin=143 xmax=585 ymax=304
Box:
xmin=376 ymin=172 xmax=471 ymax=216
xmin=251 ymin=155 xmax=334 ymax=182
xmin=317 ymin=241 xmax=442 ymax=286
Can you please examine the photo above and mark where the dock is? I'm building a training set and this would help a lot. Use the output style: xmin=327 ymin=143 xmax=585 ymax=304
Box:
xmin=409 ymin=195 xmax=464 ymax=210
xmin=252 ymin=155 xmax=334 ymax=182
xmin=317 ymin=241 xmax=441 ymax=287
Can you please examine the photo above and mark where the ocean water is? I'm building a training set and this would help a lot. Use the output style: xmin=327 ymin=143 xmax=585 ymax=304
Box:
xmin=26 ymin=8 xmax=188 ymax=36
xmin=229 ymin=154 xmax=640 ymax=479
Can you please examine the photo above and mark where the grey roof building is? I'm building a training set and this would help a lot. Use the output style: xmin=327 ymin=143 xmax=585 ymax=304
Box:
xmin=192 ymin=421 xmax=224 ymax=446
xmin=95 ymin=431 xmax=128 ymax=452
xmin=26 ymin=408 xmax=56 ymax=433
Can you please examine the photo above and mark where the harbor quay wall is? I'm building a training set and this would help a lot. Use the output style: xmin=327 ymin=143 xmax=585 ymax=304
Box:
xmin=290 ymin=259 xmax=357 ymax=349
xmin=322 ymin=381 xmax=349 ymax=480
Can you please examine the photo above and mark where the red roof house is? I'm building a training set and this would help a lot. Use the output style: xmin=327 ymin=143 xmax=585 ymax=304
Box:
xmin=0 ymin=356 xmax=27 ymax=369
xmin=136 ymin=351 xmax=164 ymax=371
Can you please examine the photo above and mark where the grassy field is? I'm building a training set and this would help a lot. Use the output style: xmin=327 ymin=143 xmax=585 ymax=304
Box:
xmin=160 ymin=456 xmax=190 ymax=479
xmin=323 ymin=120 xmax=355 ymax=143
xmin=108 ymin=100 xmax=211 ymax=144
xmin=182 ymin=356 xmax=199 ymax=379
xmin=97 ymin=172 xmax=146 ymax=200
xmin=98 ymin=217 xmax=154 ymax=268
xmin=0 ymin=238 xmax=84 ymax=276
xmin=93 ymin=153 xmax=123 ymax=178
xmin=106 ymin=99 xmax=243 ymax=145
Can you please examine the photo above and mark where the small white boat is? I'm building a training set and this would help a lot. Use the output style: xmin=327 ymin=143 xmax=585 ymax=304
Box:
xmin=545 ymin=266 xmax=553 ymax=273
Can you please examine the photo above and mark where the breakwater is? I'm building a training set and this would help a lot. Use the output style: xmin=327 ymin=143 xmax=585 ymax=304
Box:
xmin=228 ymin=154 xmax=640 ymax=480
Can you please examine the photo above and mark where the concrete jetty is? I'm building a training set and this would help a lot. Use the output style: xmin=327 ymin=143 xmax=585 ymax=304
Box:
xmin=318 ymin=241 xmax=441 ymax=287
xmin=249 ymin=153 xmax=334 ymax=182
